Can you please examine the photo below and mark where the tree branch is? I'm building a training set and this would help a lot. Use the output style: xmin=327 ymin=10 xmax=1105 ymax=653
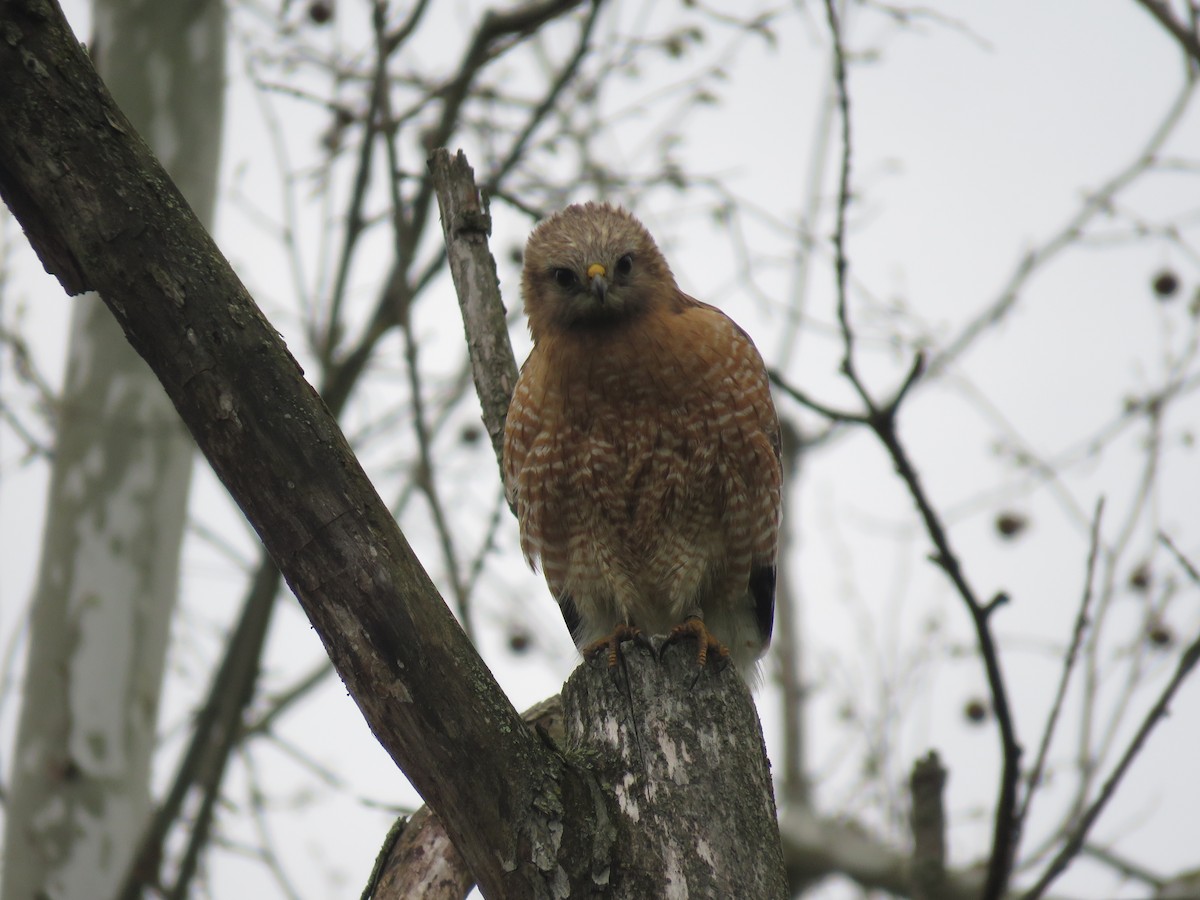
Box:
xmin=0 ymin=5 xmax=603 ymax=895
xmin=1014 ymin=499 xmax=1105 ymax=847
xmin=364 ymin=695 xmax=566 ymax=900
xmin=363 ymin=808 xmax=472 ymax=900
xmin=1132 ymin=0 xmax=1200 ymax=65
xmin=407 ymin=0 xmax=590 ymax=243
xmin=1021 ymin=622 xmax=1200 ymax=899
xmin=820 ymin=5 xmax=1020 ymax=897
xmin=428 ymin=148 xmax=519 ymax=476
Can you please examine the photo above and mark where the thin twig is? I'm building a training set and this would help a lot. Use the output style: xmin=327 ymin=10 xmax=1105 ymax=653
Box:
xmin=115 ymin=565 xmax=282 ymax=900
xmin=924 ymin=74 xmax=1198 ymax=381
xmin=319 ymin=30 xmax=387 ymax=366
xmin=822 ymin=0 xmax=870 ymax=410
xmin=240 ymin=748 xmax=305 ymax=900
xmin=820 ymin=4 xmax=1020 ymax=895
xmin=772 ymin=419 xmax=810 ymax=806
xmin=1014 ymin=499 xmax=1105 ymax=842
xmin=1073 ymin=403 xmax=1166 ymax=826
xmin=0 ymin=322 xmax=58 ymax=420
xmin=375 ymin=1 xmax=474 ymax=640
xmin=1160 ymin=531 xmax=1200 ymax=585
xmin=1021 ymin=624 xmax=1200 ymax=899
xmin=463 ymin=487 xmax=510 ymax=597
xmin=768 ymin=368 xmax=866 ymax=424
xmin=243 ymin=660 xmax=333 ymax=738
xmin=382 ymin=0 xmax=433 ymax=54
xmin=407 ymin=0 xmax=590 ymax=238
xmin=774 ymin=63 xmax=837 ymax=367
xmin=1080 ymin=844 xmax=1165 ymax=891
xmin=483 ymin=0 xmax=603 ymax=191
xmin=238 ymin=45 xmax=313 ymax=325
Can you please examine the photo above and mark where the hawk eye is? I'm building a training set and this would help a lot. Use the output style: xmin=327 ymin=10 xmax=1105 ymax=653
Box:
xmin=553 ymin=268 xmax=578 ymax=288
xmin=615 ymin=254 xmax=633 ymax=276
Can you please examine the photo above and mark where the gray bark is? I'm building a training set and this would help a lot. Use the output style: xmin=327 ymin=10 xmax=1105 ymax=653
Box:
xmin=1 ymin=2 xmax=224 ymax=899
xmin=563 ymin=641 xmax=788 ymax=898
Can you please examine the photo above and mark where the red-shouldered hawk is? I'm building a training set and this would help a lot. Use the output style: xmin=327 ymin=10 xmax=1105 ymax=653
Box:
xmin=503 ymin=202 xmax=782 ymax=678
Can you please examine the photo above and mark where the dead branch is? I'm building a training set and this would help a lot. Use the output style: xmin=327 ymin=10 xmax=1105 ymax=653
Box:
xmin=428 ymin=148 xmax=519 ymax=475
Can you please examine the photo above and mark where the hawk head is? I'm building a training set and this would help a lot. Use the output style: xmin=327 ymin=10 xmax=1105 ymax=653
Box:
xmin=520 ymin=202 xmax=678 ymax=339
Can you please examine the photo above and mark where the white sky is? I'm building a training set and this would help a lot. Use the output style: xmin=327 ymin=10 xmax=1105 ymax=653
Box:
xmin=3 ymin=1 xmax=1200 ymax=898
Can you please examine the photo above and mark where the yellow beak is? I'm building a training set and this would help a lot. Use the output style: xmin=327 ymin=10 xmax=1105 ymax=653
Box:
xmin=587 ymin=263 xmax=608 ymax=302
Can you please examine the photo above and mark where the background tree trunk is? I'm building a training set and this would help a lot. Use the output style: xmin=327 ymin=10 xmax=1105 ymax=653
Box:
xmin=1 ymin=2 xmax=224 ymax=898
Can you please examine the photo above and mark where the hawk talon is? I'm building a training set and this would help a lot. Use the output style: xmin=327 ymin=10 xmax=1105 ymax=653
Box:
xmin=582 ymin=623 xmax=645 ymax=668
xmin=661 ymin=615 xmax=730 ymax=669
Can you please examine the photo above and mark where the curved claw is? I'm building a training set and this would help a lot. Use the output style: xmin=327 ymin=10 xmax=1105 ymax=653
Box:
xmin=661 ymin=615 xmax=730 ymax=668
xmin=582 ymin=623 xmax=644 ymax=668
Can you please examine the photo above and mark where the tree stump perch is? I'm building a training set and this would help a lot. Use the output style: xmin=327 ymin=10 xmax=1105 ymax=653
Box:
xmin=562 ymin=638 xmax=788 ymax=898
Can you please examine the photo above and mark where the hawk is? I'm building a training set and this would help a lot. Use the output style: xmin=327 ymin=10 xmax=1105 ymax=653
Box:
xmin=503 ymin=202 xmax=782 ymax=678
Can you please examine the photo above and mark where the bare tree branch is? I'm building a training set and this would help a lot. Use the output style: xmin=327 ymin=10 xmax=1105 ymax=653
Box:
xmin=780 ymin=806 xmax=992 ymax=900
xmin=363 ymin=808 xmax=472 ymax=900
xmin=428 ymin=148 xmax=519 ymax=476
xmin=364 ymin=695 xmax=566 ymax=900
xmin=1132 ymin=0 xmax=1200 ymax=65
xmin=1014 ymin=500 xmax=1105 ymax=849
xmin=1161 ymin=531 xmax=1200 ymax=585
xmin=1021 ymin=622 xmax=1200 ymax=899
xmin=375 ymin=6 xmax=474 ymax=640
xmin=109 ymin=1 xmax=604 ymax=882
xmin=820 ymin=4 xmax=1020 ymax=897
xmin=0 ymin=7 xmax=604 ymax=895
xmin=925 ymin=74 xmax=1198 ymax=381
xmin=407 ymin=0 xmax=591 ymax=241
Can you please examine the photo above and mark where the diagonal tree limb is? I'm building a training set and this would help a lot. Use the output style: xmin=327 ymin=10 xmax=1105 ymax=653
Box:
xmin=112 ymin=0 xmax=604 ymax=888
xmin=363 ymin=695 xmax=566 ymax=900
xmin=0 ymin=5 xmax=606 ymax=895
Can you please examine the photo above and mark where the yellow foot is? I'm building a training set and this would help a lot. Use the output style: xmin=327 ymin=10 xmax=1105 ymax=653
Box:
xmin=582 ymin=623 xmax=643 ymax=668
xmin=662 ymin=616 xmax=730 ymax=668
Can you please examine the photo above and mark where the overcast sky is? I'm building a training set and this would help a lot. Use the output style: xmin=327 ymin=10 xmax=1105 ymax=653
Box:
xmin=3 ymin=2 xmax=1200 ymax=897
